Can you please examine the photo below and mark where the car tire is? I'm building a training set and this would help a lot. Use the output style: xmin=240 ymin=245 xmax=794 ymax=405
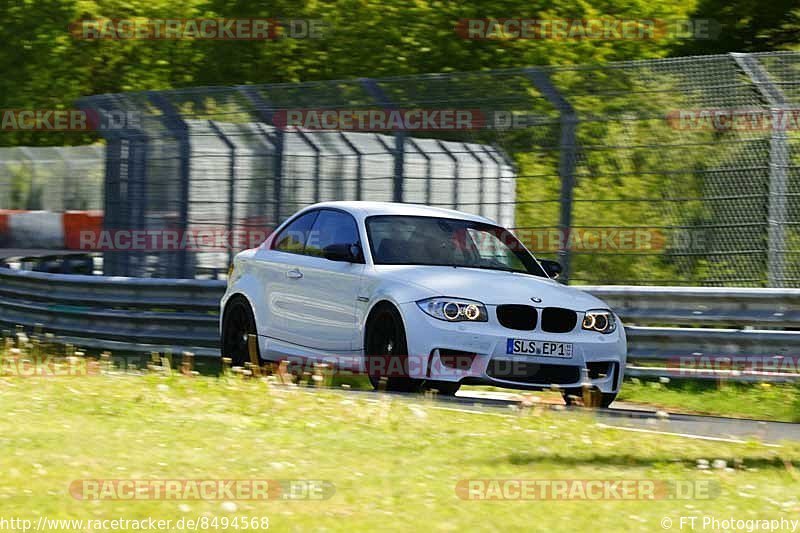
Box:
xmin=365 ymin=303 xmax=422 ymax=393
xmin=562 ymin=388 xmax=617 ymax=408
xmin=221 ymin=296 xmax=260 ymax=368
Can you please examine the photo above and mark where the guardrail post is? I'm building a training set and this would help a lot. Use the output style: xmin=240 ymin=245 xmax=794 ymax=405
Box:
xmin=208 ymin=121 xmax=237 ymax=268
xmin=525 ymin=68 xmax=577 ymax=284
xmin=731 ymin=53 xmax=789 ymax=288
xmin=148 ymin=93 xmax=191 ymax=278
xmin=360 ymin=78 xmax=404 ymax=203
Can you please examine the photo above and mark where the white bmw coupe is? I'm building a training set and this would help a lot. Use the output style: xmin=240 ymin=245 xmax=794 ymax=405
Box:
xmin=221 ymin=201 xmax=626 ymax=406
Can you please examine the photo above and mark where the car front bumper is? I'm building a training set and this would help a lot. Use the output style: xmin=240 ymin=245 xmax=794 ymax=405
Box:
xmin=398 ymin=302 xmax=627 ymax=393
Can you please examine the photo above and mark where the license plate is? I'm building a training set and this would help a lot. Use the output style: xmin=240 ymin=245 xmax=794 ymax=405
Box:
xmin=506 ymin=339 xmax=573 ymax=358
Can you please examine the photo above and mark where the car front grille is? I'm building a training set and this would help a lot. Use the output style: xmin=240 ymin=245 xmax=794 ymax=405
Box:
xmin=540 ymin=307 xmax=578 ymax=333
xmin=486 ymin=360 xmax=580 ymax=385
xmin=496 ymin=304 xmax=538 ymax=330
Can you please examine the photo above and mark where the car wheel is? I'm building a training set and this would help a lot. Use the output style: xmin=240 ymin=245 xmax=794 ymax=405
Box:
xmin=365 ymin=303 xmax=422 ymax=393
xmin=562 ymin=388 xmax=617 ymax=408
xmin=221 ymin=296 xmax=260 ymax=368
xmin=423 ymin=380 xmax=461 ymax=396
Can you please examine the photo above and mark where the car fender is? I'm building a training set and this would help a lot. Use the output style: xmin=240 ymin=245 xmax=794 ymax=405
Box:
xmin=220 ymin=253 xmax=265 ymax=337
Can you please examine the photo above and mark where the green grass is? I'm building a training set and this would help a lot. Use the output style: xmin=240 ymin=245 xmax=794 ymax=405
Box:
xmin=1 ymin=368 xmax=800 ymax=532
xmin=618 ymin=378 xmax=800 ymax=423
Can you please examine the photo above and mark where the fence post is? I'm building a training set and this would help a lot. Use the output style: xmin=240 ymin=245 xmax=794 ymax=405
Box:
xmin=238 ymin=86 xmax=284 ymax=224
xmin=525 ymin=68 xmax=577 ymax=284
xmin=77 ymin=97 xmax=136 ymax=276
xmin=102 ymin=135 xmax=122 ymax=275
xmin=731 ymin=53 xmax=789 ymax=288
xmin=435 ymin=140 xmax=459 ymax=209
xmin=462 ymin=143 xmax=486 ymax=217
xmin=479 ymin=145 xmax=504 ymax=223
xmin=148 ymin=93 xmax=191 ymax=278
xmin=294 ymin=130 xmax=322 ymax=202
xmin=208 ymin=121 xmax=237 ymax=268
xmin=18 ymin=148 xmax=37 ymax=210
xmin=360 ymin=78 xmax=404 ymax=203
xmin=339 ymin=132 xmax=364 ymax=201
xmin=127 ymin=134 xmax=148 ymax=275
xmin=406 ymin=138 xmax=432 ymax=205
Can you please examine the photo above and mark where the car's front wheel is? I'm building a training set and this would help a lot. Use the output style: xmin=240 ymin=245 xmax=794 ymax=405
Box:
xmin=365 ymin=303 xmax=422 ymax=393
xmin=221 ymin=296 xmax=260 ymax=368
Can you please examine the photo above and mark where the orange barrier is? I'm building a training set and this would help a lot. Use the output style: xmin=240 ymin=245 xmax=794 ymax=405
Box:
xmin=64 ymin=210 xmax=104 ymax=249
xmin=0 ymin=210 xmax=104 ymax=249
xmin=0 ymin=210 xmax=25 ymax=245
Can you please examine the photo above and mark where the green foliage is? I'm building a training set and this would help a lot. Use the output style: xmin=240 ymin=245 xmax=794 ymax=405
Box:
xmin=0 ymin=0 xmax=704 ymax=147
xmin=676 ymin=0 xmax=800 ymax=55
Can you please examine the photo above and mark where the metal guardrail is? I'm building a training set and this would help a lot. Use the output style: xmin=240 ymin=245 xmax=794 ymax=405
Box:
xmin=581 ymin=285 xmax=800 ymax=327
xmin=1 ymin=268 xmax=798 ymax=381
xmin=0 ymin=267 xmax=224 ymax=358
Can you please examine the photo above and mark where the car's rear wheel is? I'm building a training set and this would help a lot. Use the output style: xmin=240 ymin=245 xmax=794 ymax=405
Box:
xmin=365 ymin=303 xmax=422 ymax=393
xmin=562 ymin=388 xmax=617 ymax=408
xmin=221 ymin=296 xmax=260 ymax=368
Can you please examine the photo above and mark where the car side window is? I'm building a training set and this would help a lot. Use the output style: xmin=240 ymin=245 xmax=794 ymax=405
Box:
xmin=305 ymin=210 xmax=362 ymax=260
xmin=273 ymin=210 xmax=319 ymax=253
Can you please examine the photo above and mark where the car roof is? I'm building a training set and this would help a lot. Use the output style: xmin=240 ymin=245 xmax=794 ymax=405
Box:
xmin=302 ymin=201 xmax=497 ymax=225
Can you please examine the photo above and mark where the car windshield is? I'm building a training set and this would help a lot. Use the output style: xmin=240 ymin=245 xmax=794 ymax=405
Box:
xmin=366 ymin=215 xmax=547 ymax=277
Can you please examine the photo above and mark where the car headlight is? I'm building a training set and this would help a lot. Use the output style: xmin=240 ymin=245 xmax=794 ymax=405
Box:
xmin=582 ymin=310 xmax=617 ymax=334
xmin=417 ymin=297 xmax=488 ymax=322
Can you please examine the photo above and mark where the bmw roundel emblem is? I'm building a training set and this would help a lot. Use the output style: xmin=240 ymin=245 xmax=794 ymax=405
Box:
xmin=530 ymin=297 xmax=542 ymax=303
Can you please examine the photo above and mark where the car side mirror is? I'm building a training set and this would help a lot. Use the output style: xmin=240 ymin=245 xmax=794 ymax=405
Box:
xmin=322 ymin=243 xmax=361 ymax=263
xmin=540 ymin=259 xmax=562 ymax=279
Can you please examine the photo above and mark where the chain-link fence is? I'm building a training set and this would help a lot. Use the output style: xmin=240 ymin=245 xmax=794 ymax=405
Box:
xmin=0 ymin=145 xmax=104 ymax=211
xmin=63 ymin=51 xmax=800 ymax=284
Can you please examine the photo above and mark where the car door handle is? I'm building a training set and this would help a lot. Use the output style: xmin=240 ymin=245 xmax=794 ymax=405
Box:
xmin=286 ymin=269 xmax=303 ymax=279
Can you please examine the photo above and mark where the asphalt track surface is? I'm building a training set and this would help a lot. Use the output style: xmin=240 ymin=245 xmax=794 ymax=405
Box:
xmin=334 ymin=387 xmax=800 ymax=445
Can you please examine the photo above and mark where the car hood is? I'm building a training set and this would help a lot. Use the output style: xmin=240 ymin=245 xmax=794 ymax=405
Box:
xmin=373 ymin=265 xmax=608 ymax=310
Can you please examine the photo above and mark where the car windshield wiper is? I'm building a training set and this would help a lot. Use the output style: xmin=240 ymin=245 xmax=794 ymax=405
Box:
xmin=453 ymin=264 xmax=528 ymax=274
